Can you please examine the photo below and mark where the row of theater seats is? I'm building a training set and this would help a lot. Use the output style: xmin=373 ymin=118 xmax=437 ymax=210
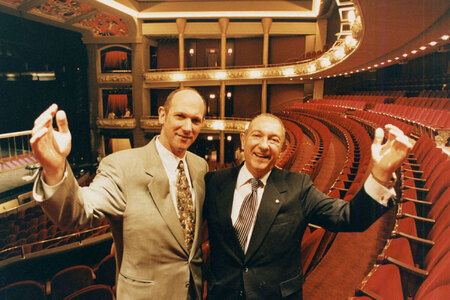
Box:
xmin=0 ymin=174 xmax=108 ymax=261
xmin=353 ymin=135 xmax=449 ymax=299
xmin=279 ymin=108 xmax=375 ymax=276
xmin=0 ymin=253 xmax=116 ymax=300
xmin=281 ymin=101 xmax=449 ymax=298
xmin=276 ymin=119 xmax=302 ymax=169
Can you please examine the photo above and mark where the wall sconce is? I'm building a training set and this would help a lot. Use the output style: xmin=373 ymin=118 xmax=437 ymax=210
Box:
xmin=189 ymin=48 xmax=195 ymax=56
xmin=207 ymin=136 xmax=213 ymax=141
xmin=227 ymin=135 xmax=232 ymax=141
xmin=227 ymin=48 xmax=233 ymax=55
xmin=209 ymin=94 xmax=216 ymax=99
xmin=226 ymin=92 xmax=232 ymax=98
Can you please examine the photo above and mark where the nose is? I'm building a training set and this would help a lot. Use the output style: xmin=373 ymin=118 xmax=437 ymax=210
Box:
xmin=181 ymin=119 xmax=193 ymax=132
xmin=259 ymin=137 xmax=269 ymax=149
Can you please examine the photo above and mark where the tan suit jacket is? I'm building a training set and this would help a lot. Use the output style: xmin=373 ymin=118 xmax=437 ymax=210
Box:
xmin=33 ymin=137 xmax=208 ymax=299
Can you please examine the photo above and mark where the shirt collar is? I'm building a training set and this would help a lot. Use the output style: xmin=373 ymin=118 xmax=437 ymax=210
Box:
xmin=237 ymin=163 xmax=271 ymax=188
xmin=155 ymin=135 xmax=186 ymax=171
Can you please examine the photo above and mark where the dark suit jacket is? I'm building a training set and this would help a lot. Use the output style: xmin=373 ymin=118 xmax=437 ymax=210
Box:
xmin=204 ymin=166 xmax=390 ymax=300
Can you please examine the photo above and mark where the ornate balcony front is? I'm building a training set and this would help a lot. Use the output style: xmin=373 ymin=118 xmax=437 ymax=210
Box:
xmin=98 ymin=73 xmax=133 ymax=84
xmin=140 ymin=116 xmax=250 ymax=133
xmin=96 ymin=118 xmax=137 ymax=130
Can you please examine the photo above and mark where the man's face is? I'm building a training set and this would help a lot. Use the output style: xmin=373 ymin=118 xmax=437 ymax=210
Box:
xmin=158 ymin=90 xmax=205 ymax=158
xmin=240 ymin=116 xmax=285 ymax=178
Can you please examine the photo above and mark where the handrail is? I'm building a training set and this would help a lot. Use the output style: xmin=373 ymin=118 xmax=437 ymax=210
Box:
xmin=0 ymin=224 xmax=111 ymax=259
xmin=0 ymin=130 xmax=32 ymax=139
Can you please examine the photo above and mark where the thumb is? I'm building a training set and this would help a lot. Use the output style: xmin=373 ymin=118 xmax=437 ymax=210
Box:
xmin=56 ymin=110 xmax=69 ymax=134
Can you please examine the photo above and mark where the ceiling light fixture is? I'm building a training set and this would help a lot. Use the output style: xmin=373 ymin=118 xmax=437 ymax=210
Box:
xmin=429 ymin=41 xmax=437 ymax=46
xmin=441 ymin=35 xmax=449 ymax=40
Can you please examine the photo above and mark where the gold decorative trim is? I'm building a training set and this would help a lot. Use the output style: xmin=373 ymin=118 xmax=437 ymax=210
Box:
xmin=96 ymin=118 xmax=136 ymax=129
xmin=140 ymin=116 xmax=250 ymax=133
xmin=98 ymin=73 xmax=133 ymax=84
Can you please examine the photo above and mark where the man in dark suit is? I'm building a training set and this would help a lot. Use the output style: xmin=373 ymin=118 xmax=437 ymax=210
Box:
xmin=204 ymin=113 xmax=411 ymax=300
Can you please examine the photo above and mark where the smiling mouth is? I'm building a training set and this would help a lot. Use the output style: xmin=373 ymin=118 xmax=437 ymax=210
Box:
xmin=254 ymin=153 xmax=270 ymax=159
xmin=177 ymin=134 xmax=192 ymax=140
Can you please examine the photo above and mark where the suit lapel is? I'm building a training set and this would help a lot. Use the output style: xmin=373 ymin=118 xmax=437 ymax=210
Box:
xmin=216 ymin=167 xmax=245 ymax=258
xmin=144 ymin=139 xmax=188 ymax=254
xmin=186 ymin=153 xmax=204 ymax=257
xmin=245 ymin=168 xmax=288 ymax=263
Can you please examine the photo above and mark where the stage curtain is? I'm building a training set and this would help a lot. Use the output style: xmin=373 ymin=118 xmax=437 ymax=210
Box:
xmin=104 ymin=51 xmax=128 ymax=69
xmin=107 ymin=94 xmax=128 ymax=116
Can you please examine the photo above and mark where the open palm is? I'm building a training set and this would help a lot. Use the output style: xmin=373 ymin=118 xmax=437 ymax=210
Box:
xmin=30 ymin=104 xmax=72 ymax=184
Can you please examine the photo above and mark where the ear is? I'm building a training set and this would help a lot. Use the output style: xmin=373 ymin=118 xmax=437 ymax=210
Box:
xmin=158 ymin=106 xmax=166 ymax=125
xmin=240 ymin=132 xmax=246 ymax=149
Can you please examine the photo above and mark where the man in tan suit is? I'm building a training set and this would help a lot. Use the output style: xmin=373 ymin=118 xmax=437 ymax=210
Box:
xmin=31 ymin=88 xmax=208 ymax=299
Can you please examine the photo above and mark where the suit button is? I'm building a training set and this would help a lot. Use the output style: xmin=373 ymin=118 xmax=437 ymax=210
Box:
xmin=244 ymin=266 xmax=249 ymax=272
xmin=239 ymin=290 xmax=244 ymax=296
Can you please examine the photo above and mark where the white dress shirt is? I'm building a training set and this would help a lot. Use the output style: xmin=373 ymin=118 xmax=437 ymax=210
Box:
xmin=231 ymin=164 xmax=395 ymax=253
xmin=155 ymin=136 xmax=195 ymax=217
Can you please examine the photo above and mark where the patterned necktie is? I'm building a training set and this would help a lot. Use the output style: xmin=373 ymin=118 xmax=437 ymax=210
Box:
xmin=234 ymin=178 xmax=260 ymax=251
xmin=176 ymin=160 xmax=195 ymax=252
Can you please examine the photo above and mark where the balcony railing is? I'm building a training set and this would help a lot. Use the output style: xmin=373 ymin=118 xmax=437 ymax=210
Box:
xmin=140 ymin=116 xmax=251 ymax=133
xmin=96 ymin=118 xmax=137 ymax=130
xmin=0 ymin=130 xmax=37 ymax=173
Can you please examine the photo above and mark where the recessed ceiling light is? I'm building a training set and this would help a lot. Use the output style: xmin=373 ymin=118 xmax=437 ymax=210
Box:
xmin=327 ymin=75 xmax=330 ymax=78
xmin=309 ymin=77 xmax=313 ymax=80
xmin=361 ymin=68 xmax=365 ymax=71
xmin=429 ymin=41 xmax=437 ymax=46
xmin=339 ymin=73 xmax=342 ymax=76
xmin=380 ymin=62 xmax=385 ymax=65
xmin=356 ymin=70 xmax=360 ymax=72
xmin=374 ymin=64 xmax=378 ymax=67
xmin=333 ymin=75 xmax=336 ymax=77
xmin=368 ymin=66 xmax=371 ymax=69
xmin=344 ymin=72 xmax=348 ymax=75
xmin=350 ymin=71 xmax=353 ymax=74
xmin=387 ymin=59 xmax=392 ymax=63
xmin=411 ymin=50 xmax=417 ymax=54
xmin=419 ymin=46 xmax=426 ymax=50
xmin=441 ymin=35 xmax=449 ymax=40
xmin=402 ymin=53 xmax=408 ymax=57
xmin=395 ymin=57 xmax=400 ymax=60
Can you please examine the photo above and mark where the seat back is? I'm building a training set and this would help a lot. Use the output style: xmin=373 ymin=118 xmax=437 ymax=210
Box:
xmin=63 ymin=284 xmax=115 ymax=300
xmin=51 ymin=265 xmax=95 ymax=300
xmin=0 ymin=280 xmax=46 ymax=300
xmin=94 ymin=254 xmax=116 ymax=287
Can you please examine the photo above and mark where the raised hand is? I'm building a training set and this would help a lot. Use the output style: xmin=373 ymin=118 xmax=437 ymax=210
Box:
xmin=371 ymin=124 xmax=413 ymax=183
xmin=30 ymin=104 xmax=72 ymax=185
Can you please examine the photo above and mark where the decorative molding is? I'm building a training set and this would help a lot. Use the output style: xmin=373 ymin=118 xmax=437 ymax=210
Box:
xmin=140 ymin=116 xmax=250 ymax=133
xmin=96 ymin=118 xmax=136 ymax=129
xmin=98 ymin=73 xmax=133 ymax=84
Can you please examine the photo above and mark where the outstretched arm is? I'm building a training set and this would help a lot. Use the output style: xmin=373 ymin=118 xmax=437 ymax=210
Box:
xmin=371 ymin=124 xmax=412 ymax=185
xmin=30 ymin=104 xmax=71 ymax=185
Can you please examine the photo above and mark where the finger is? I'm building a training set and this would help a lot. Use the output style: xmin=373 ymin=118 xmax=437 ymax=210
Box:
xmin=56 ymin=110 xmax=69 ymax=133
xmin=33 ymin=104 xmax=58 ymax=127
xmin=30 ymin=127 xmax=49 ymax=145
xmin=393 ymin=134 xmax=413 ymax=151
xmin=373 ymin=128 xmax=384 ymax=146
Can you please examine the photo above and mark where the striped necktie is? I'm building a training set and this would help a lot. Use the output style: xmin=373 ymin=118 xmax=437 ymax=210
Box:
xmin=234 ymin=178 xmax=260 ymax=251
xmin=176 ymin=160 xmax=195 ymax=252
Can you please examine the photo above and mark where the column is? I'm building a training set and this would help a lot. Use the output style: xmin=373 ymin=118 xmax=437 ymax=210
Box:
xmin=261 ymin=18 xmax=272 ymax=114
xmin=313 ymin=19 xmax=327 ymax=99
xmin=132 ymin=41 xmax=148 ymax=147
xmin=176 ymin=18 xmax=187 ymax=71
xmin=85 ymin=44 xmax=103 ymax=157
xmin=218 ymin=18 xmax=229 ymax=167
xmin=261 ymin=18 xmax=272 ymax=66
xmin=261 ymin=80 xmax=267 ymax=113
